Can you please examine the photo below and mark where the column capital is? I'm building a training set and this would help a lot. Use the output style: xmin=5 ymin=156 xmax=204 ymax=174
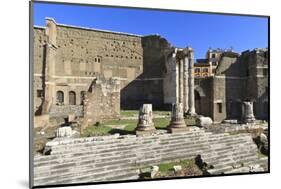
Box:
xmin=183 ymin=47 xmax=194 ymax=57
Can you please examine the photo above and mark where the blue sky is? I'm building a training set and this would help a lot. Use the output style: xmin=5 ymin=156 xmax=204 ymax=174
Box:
xmin=33 ymin=2 xmax=268 ymax=59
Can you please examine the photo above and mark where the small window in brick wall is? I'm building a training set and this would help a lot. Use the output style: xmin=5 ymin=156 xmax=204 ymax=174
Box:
xmin=217 ymin=103 xmax=222 ymax=113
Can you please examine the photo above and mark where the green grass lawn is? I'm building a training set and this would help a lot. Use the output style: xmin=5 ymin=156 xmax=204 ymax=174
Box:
xmin=81 ymin=117 xmax=172 ymax=137
xmin=81 ymin=116 xmax=196 ymax=137
xmin=140 ymin=159 xmax=202 ymax=179
xmin=158 ymin=159 xmax=193 ymax=173
xmin=33 ymin=126 xmax=58 ymax=155
xmin=33 ymin=111 xmax=196 ymax=154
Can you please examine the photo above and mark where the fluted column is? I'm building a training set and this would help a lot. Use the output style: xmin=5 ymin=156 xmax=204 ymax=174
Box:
xmin=135 ymin=104 xmax=156 ymax=136
xmin=171 ymin=49 xmax=179 ymax=104
xmin=168 ymin=103 xmax=189 ymax=133
xmin=179 ymin=58 xmax=184 ymax=104
xmin=187 ymin=49 xmax=196 ymax=115
xmin=241 ymin=101 xmax=255 ymax=123
xmin=183 ymin=54 xmax=189 ymax=113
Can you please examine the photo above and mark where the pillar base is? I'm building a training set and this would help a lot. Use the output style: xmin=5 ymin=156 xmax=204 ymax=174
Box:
xmin=243 ymin=117 xmax=256 ymax=124
xmin=136 ymin=129 xmax=156 ymax=137
xmin=168 ymin=126 xmax=190 ymax=133
xmin=168 ymin=118 xmax=186 ymax=128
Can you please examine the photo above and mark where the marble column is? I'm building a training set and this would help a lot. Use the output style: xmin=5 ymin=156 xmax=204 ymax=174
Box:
xmin=242 ymin=101 xmax=255 ymax=123
xmin=179 ymin=58 xmax=184 ymax=104
xmin=168 ymin=103 xmax=189 ymax=133
xmin=183 ymin=54 xmax=189 ymax=114
xmin=171 ymin=49 xmax=178 ymax=104
xmin=187 ymin=49 xmax=196 ymax=115
xmin=135 ymin=104 xmax=156 ymax=136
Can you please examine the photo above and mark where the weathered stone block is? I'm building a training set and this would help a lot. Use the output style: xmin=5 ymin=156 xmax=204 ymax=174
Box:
xmin=196 ymin=116 xmax=213 ymax=127
xmin=135 ymin=104 xmax=156 ymax=136
xmin=168 ymin=103 xmax=188 ymax=133
xmin=56 ymin=126 xmax=73 ymax=138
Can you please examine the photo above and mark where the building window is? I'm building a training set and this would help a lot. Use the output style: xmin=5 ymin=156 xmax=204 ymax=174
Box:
xmin=69 ymin=91 xmax=76 ymax=105
xmin=80 ymin=91 xmax=86 ymax=105
xmin=37 ymin=90 xmax=43 ymax=98
xmin=212 ymin=54 xmax=216 ymax=58
xmin=217 ymin=103 xmax=222 ymax=113
xmin=56 ymin=91 xmax=64 ymax=105
xmin=203 ymin=68 xmax=208 ymax=73
xmin=195 ymin=68 xmax=200 ymax=73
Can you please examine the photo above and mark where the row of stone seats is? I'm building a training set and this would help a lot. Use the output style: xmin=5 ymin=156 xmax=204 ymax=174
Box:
xmin=33 ymin=127 xmax=266 ymax=186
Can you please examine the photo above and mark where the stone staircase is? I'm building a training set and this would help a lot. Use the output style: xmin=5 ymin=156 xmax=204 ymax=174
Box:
xmin=33 ymin=127 xmax=267 ymax=186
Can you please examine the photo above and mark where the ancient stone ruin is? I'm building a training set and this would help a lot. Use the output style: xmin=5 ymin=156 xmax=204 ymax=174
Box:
xmin=33 ymin=17 xmax=268 ymax=127
xmin=32 ymin=18 xmax=269 ymax=186
xmin=168 ymin=103 xmax=189 ymax=133
xmin=135 ymin=104 xmax=156 ymax=136
xmin=242 ymin=101 xmax=256 ymax=123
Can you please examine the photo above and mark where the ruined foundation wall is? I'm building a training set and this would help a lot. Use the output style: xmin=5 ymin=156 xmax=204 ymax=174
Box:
xmin=33 ymin=27 xmax=47 ymax=114
xmin=242 ymin=50 xmax=268 ymax=120
xmin=212 ymin=54 xmax=247 ymax=123
xmin=82 ymin=79 xmax=120 ymax=127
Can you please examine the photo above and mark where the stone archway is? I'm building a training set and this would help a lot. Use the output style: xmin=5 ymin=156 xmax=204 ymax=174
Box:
xmin=194 ymin=86 xmax=206 ymax=115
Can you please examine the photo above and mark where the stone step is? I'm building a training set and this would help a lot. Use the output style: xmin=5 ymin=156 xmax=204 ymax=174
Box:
xmin=34 ymin=148 xmax=137 ymax=167
xmin=35 ymin=135 xmax=214 ymax=162
xmin=208 ymin=155 xmax=258 ymax=170
xmin=33 ymin=129 xmax=261 ymax=186
xmin=202 ymin=148 xmax=257 ymax=164
xmin=34 ymin=157 xmax=137 ymax=181
xmin=35 ymin=134 xmax=255 ymax=167
xmin=224 ymin=166 xmax=251 ymax=174
xmin=206 ymin=165 xmax=234 ymax=175
xmin=37 ymin=133 xmax=252 ymax=161
xmin=49 ymin=130 xmax=203 ymax=148
xmin=35 ymin=166 xmax=138 ymax=186
xmin=208 ymin=156 xmax=267 ymax=175
xmin=61 ymin=168 xmax=139 ymax=184
xmin=35 ymin=139 xmax=215 ymax=170
xmin=34 ymin=152 xmax=137 ymax=175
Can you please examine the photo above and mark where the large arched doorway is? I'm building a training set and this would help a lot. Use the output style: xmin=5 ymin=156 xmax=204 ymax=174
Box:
xmin=195 ymin=90 xmax=201 ymax=115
